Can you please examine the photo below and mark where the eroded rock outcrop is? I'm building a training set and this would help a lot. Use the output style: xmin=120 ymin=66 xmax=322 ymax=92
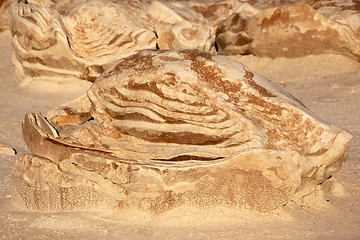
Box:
xmin=10 ymin=0 xmax=246 ymax=84
xmin=11 ymin=0 xmax=157 ymax=83
xmin=216 ymin=2 xmax=360 ymax=59
xmin=12 ymin=0 xmax=359 ymax=85
xmin=12 ymin=49 xmax=352 ymax=212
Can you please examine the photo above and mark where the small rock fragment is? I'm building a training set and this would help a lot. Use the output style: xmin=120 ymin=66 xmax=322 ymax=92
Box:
xmin=0 ymin=143 xmax=16 ymax=156
xmin=322 ymin=180 xmax=346 ymax=197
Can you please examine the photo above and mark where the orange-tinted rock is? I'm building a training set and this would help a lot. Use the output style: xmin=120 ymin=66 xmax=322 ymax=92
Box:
xmin=12 ymin=50 xmax=352 ymax=212
xmin=216 ymin=3 xmax=360 ymax=59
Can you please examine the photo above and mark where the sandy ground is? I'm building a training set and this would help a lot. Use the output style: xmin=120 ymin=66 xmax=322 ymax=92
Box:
xmin=0 ymin=30 xmax=359 ymax=239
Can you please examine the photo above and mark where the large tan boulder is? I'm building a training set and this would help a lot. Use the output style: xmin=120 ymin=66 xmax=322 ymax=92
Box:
xmin=11 ymin=0 xmax=157 ymax=83
xmin=216 ymin=2 xmax=360 ymax=59
xmin=12 ymin=49 xmax=352 ymax=213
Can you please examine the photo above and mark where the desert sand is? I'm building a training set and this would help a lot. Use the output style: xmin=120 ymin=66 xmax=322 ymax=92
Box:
xmin=1 ymin=26 xmax=360 ymax=239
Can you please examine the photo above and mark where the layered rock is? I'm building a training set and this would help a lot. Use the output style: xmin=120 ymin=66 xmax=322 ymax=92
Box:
xmin=11 ymin=0 xmax=246 ymax=84
xmin=143 ymin=0 xmax=212 ymax=52
xmin=12 ymin=49 xmax=352 ymax=213
xmin=307 ymin=0 xmax=360 ymax=45
xmin=141 ymin=0 xmax=246 ymax=52
xmin=12 ymin=0 xmax=359 ymax=85
xmin=216 ymin=2 xmax=360 ymax=59
xmin=11 ymin=0 xmax=157 ymax=83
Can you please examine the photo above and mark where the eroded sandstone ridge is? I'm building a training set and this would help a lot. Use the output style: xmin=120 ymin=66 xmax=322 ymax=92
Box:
xmin=10 ymin=0 xmax=360 ymax=85
xmin=12 ymin=49 xmax=352 ymax=213
xmin=11 ymin=0 xmax=157 ymax=82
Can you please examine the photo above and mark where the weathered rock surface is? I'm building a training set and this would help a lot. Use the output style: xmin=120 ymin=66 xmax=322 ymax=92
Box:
xmin=142 ymin=0 xmax=246 ymax=52
xmin=11 ymin=0 xmax=157 ymax=83
xmin=216 ymin=2 xmax=360 ymax=59
xmin=12 ymin=49 xmax=352 ymax=213
xmin=143 ymin=1 xmax=211 ymax=52
xmin=307 ymin=0 xmax=360 ymax=43
xmin=12 ymin=0 xmax=359 ymax=84
xmin=0 ymin=0 xmax=12 ymax=31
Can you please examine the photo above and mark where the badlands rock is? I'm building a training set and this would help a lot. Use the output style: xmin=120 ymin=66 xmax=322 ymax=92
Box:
xmin=216 ymin=3 xmax=360 ymax=59
xmin=12 ymin=49 xmax=352 ymax=213
xmin=11 ymin=0 xmax=157 ymax=83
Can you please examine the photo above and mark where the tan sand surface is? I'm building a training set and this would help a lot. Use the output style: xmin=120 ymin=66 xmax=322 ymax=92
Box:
xmin=0 ymin=30 xmax=359 ymax=239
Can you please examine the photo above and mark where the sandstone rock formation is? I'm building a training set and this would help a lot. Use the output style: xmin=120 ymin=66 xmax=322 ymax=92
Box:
xmin=10 ymin=0 xmax=244 ymax=84
xmin=11 ymin=0 xmax=157 ymax=83
xmin=12 ymin=49 xmax=352 ymax=213
xmin=216 ymin=2 xmax=360 ymax=59
xmin=10 ymin=0 xmax=360 ymax=84
xmin=142 ymin=0 xmax=214 ymax=52
xmin=307 ymin=0 xmax=360 ymax=45
xmin=0 ymin=0 xmax=12 ymax=31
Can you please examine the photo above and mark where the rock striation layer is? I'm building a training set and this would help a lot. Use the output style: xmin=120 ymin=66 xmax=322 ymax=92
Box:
xmin=11 ymin=0 xmax=360 ymax=85
xmin=12 ymin=49 xmax=352 ymax=213
xmin=11 ymin=0 xmax=157 ymax=83
xmin=143 ymin=0 xmax=241 ymax=52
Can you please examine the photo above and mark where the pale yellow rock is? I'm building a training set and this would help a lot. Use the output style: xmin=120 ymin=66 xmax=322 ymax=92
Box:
xmin=12 ymin=49 xmax=352 ymax=213
xmin=216 ymin=2 xmax=360 ymax=60
xmin=11 ymin=0 xmax=157 ymax=83
xmin=0 ymin=142 xmax=16 ymax=156
xmin=12 ymin=154 xmax=118 ymax=211
xmin=322 ymin=179 xmax=346 ymax=197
